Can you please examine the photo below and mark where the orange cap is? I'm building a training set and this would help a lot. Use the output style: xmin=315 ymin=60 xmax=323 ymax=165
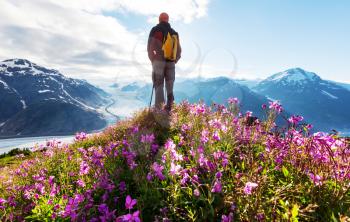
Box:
xmin=159 ymin=12 xmax=169 ymax=23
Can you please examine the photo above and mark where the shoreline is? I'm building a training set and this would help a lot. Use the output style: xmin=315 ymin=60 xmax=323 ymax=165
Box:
xmin=0 ymin=97 xmax=120 ymax=140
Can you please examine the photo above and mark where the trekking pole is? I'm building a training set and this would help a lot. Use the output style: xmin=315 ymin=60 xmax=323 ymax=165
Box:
xmin=149 ymin=84 xmax=154 ymax=109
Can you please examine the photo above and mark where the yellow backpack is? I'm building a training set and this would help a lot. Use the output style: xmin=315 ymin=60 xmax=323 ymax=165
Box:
xmin=162 ymin=32 xmax=178 ymax=61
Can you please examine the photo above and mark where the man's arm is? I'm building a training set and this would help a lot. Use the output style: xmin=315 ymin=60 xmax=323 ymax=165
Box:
xmin=147 ymin=27 xmax=163 ymax=62
xmin=147 ymin=28 xmax=154 ymax=62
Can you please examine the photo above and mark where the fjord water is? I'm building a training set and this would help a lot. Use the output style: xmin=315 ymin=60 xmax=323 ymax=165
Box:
xmin=0 ymin=135 xmax=75 ymax=154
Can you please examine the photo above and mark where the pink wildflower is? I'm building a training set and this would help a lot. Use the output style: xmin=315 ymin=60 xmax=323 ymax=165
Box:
xmin=125 ymin=195 xmax=137 ymax=210
xmin=243 ymin=182 xmax=258 ymax=195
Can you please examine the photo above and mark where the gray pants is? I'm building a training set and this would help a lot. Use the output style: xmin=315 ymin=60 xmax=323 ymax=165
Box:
xmin=152 ymin=60 xmax=175 ymax=109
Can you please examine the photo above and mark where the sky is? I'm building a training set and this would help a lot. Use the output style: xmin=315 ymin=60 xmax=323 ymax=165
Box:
xmin=0 ymin=0 xmax=349 ymax=85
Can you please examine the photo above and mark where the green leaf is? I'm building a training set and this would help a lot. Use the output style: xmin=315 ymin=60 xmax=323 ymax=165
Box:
xmin=241 ymin=161 xmax=245 ymax=170
xmin=282 ymin=166 xmax=289 ymax=178
xmin=173 ymin=135 xmax=180 ymax=143
xmin=291 ymin=204 xmax=299 ymax=222
xmin=331 ymin=212 xmax=338 ymax=222
xmin=279 ymin=199 xmax=286 ymax=208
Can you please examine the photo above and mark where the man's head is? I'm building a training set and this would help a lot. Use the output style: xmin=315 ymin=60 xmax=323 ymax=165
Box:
xmin=159 ymin=12 xmax=169 ymax=23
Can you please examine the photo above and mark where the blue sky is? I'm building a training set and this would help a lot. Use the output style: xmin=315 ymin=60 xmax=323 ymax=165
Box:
xmin=116 ymin=0 xmax=350 ymax=82
xmin=0 ymin=0 xmax=349 ymax=83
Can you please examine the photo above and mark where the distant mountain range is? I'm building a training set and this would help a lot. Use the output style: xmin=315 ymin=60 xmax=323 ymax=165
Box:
xmin=118 ymin=68 xmax=350 ymax=133
xmin=123 ymin=77 xmax=290 ymax=127
xmin=0 ymin=59 xmax=110 ymax=137
xmin=1 ymin=59 xmax=348 ymax=137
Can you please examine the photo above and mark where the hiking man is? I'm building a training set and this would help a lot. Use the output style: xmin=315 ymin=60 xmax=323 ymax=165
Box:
xmin=147 ymin=12 xmax=181 ymax=112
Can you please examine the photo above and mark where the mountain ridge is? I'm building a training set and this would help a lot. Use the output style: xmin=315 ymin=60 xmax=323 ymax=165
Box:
xmin=255 ymin=67 xmax=350 ymax=132
xmin=0 ymin=58 xmax=110 ymax=137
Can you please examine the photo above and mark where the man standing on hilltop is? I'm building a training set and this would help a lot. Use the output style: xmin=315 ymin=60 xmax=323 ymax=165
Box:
xmin=147 ymin=12 xmax=181 ymax=112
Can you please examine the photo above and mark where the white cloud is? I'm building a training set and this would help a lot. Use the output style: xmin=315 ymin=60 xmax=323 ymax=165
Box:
xmin=0 ymin=0 xmax=210 ymax=84
xmin=47 ymin=0 xmax=210 ymax=23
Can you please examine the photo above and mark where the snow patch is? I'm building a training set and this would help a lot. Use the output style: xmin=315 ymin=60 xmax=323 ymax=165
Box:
xmin=38 ymin=89 xmax=53 ymax=93
xmin=0 ymin=79 xmax=9 ymax=89
xmin=20 ymin=100 xmax=27 ymax=109
xmin=48 ymin=76 xmax=95 ymax=110
xmin=267 ymin=68 xmax=319 ymax=84
xmin=266 ymin=96 xmax=277 ymax=101
xmin=2 ymin=59 xmax=30 ymax=68
xmin=321 ymin=90 xmax=338 ymax=99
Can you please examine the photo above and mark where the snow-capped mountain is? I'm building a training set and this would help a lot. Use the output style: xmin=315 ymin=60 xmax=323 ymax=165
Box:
xmin=0 ymin=59 xmax=110 ymax=137
xmin=257 ymin=68 xmax=321 ymax=90
xmin=254 ymin=68 xmax=350 ymax=132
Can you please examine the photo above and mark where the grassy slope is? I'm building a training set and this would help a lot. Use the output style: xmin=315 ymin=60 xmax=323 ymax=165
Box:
xmin=0 ymin=103 xmax=350 ymax=221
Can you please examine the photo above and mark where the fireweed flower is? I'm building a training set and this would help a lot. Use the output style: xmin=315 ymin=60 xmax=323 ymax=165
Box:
xmin=35 ymin=183 xmax=45 ymax=194
xmin=152 ymin=162 xmax=165 ymax=180
xmin=164 ymin=139 xmax=176 ymax=150
xmin=193 ymin=189 xmax=200 ymax=197
xmin=213 ymin=131 xmax=221 ymax=141
xmin=169 ymin=162 xmax=182 ymax=176
xmin=146 ymin=173 xmax=153 ymax=181
xmin=79 ymin=161 xmax=90 ymax=175
xmin=190 ymin=103 xmax=206 ymax=115
xmin=192 ymin=174 xmax=200 ymax=184
xmin=122 ymin=149 xmax=138 ymax=170
xmin=197 ymin=145 xmax=204 ymax=154
xmin=48 ymin=175 xmax=55 ymax=185
xmin=213 ymin=151 xmax=229 ymax=167
xmin=201 ymin=130 xmax=209 ymax=143
xmin=75 ymin=132 xmax=87 ymax=141
xmin=255 ymin=213 xmax=265 ymax=221
xmin=245 ymin=111 xmax=253 ymax=117
xmin=98 ymin=204 xmax=115 ymax=221
xmin=244 ymin=182 xmax=258 ymax=195
xmin=215 ymin=171 xmax=223 ymax=179
xmin=209 ymin=119 xmax=222 ymax=129
xmin=119 ymin=181 xmax=127 ymax=193
xmin=121 ymin=210 xmax=141 ymax=222
xmin=141 ymin=134 xmax=155 ymax=143
xmin=181 ymin=172 xmax=190 ymax=185
xmin=151 ymin=144 xmax=159 ymax=155
xmin=221 ymin=212 xmax=234 ymax=222
xmin=0 ymin=198 xmax=6 ymax=209
xmin=181 ymin=124 xmax=190 ymax=133
xmin=309 ymin=173 xmax=323 ymax=186
xmin=125 ymin=195 xmax=137 ymax=210
xmin=288 ymin=115 xmax=304 ymax=125
xmin=32 ymin=174 xmax=45 ymax=182
xmin=269 ymin=101 xmax=283 ymax=113
xmin=198 ymin=154 xmax=208 ymax=168
xmin=211 ymin=180 xmax=222 ymax=193
xmin=77 ymin=179 xmax=86 ymax=187
xmin=131 ymin=125 xmax=139 ymax=134
xmin=228 ymin=97 xmax=239 ymax=104
xmin=50 ymin=184 xmax=59 ymax=197
xmin=235 ymin=173 xmax=243 ymax=179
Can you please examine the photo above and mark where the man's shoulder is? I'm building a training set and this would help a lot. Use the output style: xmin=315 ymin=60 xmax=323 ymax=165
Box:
xmin=171 ymin=28 xmax=179 ymax=36
xmin=150 ymin=23 xmax=179 ymax=35
xmin=151 ymin=24 xmax=162 ymax=31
